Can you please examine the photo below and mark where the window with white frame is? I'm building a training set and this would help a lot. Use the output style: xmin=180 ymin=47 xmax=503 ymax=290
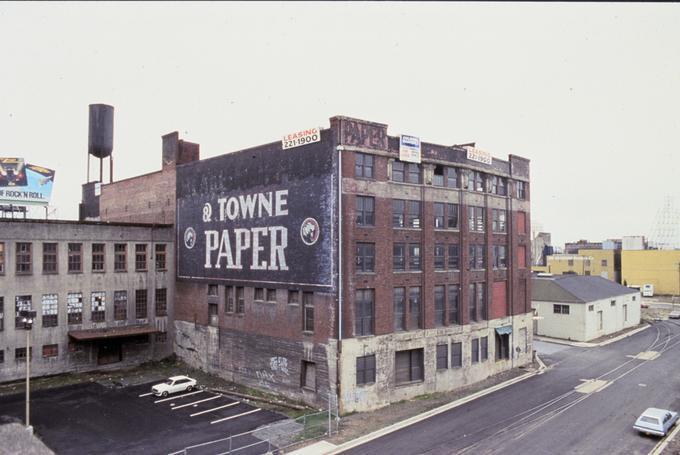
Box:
xmin=91 ymin=291 xmax=106 ymax=322
xmin=42 ymin=294 xmax=58 ymax=327
xmin=67 ymin=293 xmax=83 ymax=324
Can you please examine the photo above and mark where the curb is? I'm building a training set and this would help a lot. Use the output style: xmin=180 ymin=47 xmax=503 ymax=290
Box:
xmin=649 ymin=420 xmax=680 ymax=455
xmin=323 ymin=359 xmax=546 ymax=455
xmin=535 ymin=324 xmax=650 ymax=348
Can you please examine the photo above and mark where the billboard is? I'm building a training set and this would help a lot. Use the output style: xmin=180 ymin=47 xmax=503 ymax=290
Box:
xmin=176 ymin=131 xmax=335 ymax=289
xmin=0 ymin=157 xmax=55 ymax=206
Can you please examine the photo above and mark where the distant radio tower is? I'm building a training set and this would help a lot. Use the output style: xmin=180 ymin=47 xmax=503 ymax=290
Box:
xmin=649 ymin=196 xmax=680 ymax=250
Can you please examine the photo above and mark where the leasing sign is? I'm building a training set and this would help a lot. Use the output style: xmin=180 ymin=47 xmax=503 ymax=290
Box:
xmin=399 ymin=135 xmax=421 ymax=163
xmin=282 ymin=127 xmax=321 ymax=150
xmin=465 ymin=146 xmax=492 ymax=165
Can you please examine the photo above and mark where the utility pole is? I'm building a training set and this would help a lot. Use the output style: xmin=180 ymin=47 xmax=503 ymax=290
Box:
xmin=20 ymin=310 xmax=36 ymax=433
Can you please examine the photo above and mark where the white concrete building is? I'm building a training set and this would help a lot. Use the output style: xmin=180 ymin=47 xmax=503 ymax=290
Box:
xmin=531 ymin=275 xmax=641 ymax=342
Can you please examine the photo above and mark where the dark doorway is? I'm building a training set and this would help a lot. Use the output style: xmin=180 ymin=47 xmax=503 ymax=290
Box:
xmin=97 ymin=341 xmax=122 ymax=365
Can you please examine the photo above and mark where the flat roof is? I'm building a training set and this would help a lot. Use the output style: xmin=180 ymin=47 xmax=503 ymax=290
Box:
xmin=0 ymin=218 xmax=172 ymax=229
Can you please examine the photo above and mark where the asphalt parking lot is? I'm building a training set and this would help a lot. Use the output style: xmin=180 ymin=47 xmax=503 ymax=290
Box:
xmin=0 ymin=380 xmax=287 ymax=454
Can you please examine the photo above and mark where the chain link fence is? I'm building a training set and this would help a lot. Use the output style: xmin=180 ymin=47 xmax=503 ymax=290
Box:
xmin=176 ymin=394 xmax=340 ymax=455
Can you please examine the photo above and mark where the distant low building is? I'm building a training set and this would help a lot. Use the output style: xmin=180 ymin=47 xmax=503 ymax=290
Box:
xmin=540 ymin=249 xmax=620 ymax=283
xmin=531 ymin=275 xmax=640 ymax=342
xmin=532 ymin=232 xmax=552 ymax=266
xmin=564 ymin=240 xmax=602 ymax=255
xmin=622 ymin=236 xmax=647 ymax=251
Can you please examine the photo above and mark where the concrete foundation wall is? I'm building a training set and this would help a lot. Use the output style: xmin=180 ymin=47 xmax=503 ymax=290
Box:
xmin=174 ymin=320 xmax=336 ymax=407
xmin=339 ymin=313 xmax=533 ymax=413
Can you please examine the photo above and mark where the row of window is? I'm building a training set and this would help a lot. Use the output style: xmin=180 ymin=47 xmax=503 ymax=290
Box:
xmin=355 ymin=333 xmax=511 ymax=386
xmin=206 ymin=285 xmax=316 ymax=333
xmin=356 ymin=242 xmax=519 ymax=273
xmin=354 ymin=153 xmax=528 ymax=199
xmin=0 ymin=242 xmax=167 ymax=275
xmin=355 ymin=283 xmax=491 ymax=336
xmin=0 ymin=290 xmax=167 ymax=330
xmin=356 ymin=196 xmax=524 ymax=234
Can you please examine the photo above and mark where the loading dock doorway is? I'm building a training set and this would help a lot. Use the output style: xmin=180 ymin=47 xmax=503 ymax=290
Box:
xmin=98 ymin=341 xmax=122 ymax=365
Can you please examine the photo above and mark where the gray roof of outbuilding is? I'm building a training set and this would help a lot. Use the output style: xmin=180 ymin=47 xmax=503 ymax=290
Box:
xmin=531 ymin=275 xmax=638 ymax=304
xmin=0 ymin=422 xmax=55 ymax=455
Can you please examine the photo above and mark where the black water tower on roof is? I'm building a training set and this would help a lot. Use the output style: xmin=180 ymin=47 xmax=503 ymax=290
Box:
xmin=87 ymin=104 xmax=114 ymax=183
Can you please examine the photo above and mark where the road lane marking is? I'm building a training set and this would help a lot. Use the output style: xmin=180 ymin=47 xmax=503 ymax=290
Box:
xmin=210 ymin=408 xmax=261 ymax=424
xmin=138 ymin=392 xmax=153 ymax=397
xmin=635 ymin=351 xmax=660 ymax=360
xmin=190 ymin=401 xmax=240 ymax=417
xmin=171 ymin=394 xmax=221 ymax=410
xmin=575 ymin=379 xmax=608 ymax=394
xmin=154 ymin=390 xmax=204 ymax=403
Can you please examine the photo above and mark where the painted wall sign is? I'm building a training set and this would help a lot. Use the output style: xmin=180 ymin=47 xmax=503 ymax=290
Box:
xmin=0 ymin=157 xmax=55 ymax=206
xmin=465 ymin=146 xmax=492 ymax=165
xmin=177 ymin=131 xmax=335 ymax=289
xmin=281 ymin=127 xmax=321 ymax=150
xmin=399 ymin=135 xmax=421 ymax=163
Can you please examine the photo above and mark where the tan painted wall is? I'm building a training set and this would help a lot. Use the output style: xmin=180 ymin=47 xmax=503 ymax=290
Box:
xmin=621 ymin=250 xmax=680 ymax=295
xmin=545 ymin=250 xmax=617 ymax=282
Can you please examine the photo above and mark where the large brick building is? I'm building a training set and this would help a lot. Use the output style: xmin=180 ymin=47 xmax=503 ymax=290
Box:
xmin=169 ymin=116 xmax=533 ymax=413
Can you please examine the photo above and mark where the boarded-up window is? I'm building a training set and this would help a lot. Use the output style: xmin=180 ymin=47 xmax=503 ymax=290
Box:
xmin=434 ymin=286 xmax=445 ymax=326
xmin=517 ymin=211 xmax=527 ymax=234
xmin=491 ymin=281 xmax=508 ymax=320
xmin=481 ymin=336 xmax=488 ymax=361
xmin=394 ymin=287 xmax=406 ymax=331
xmin=451 ymin=342 xmax=462 ymax=368
xmin=301 ymin=361 xmax=316 ymax=390
xmin=436 ymin=344 xmax=448 ymax=370
xmin=356 ymin=355 xmax=376 ymax=385
xmin=395 ymin=349 xmax=424 ymax=384
xmin=517 ymin=245 xmax=527 ymax=268
xmin=471 ymin=338 xmax=479 ymax=364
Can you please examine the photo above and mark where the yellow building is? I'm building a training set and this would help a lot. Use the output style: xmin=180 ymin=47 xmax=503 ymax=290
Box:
xmin=543 ymin=249 xmax=618 ymax=282
xmin=577 ymin=249 xmax=618 ymax=282
xmin=621 ymin=250 xmax=680 ymax=295
xmin=546 ymin=254 xmax=590 ymax=275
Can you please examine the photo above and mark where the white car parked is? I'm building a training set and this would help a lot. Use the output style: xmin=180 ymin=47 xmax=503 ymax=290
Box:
xmin=152 ymin=375 xmax=198 ymax=397
xmin=634 ymin=408 xmax=679 ymax=437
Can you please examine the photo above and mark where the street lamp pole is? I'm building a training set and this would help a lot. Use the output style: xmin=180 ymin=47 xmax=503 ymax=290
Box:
xmin=26 ymin=326 xmax=30 ymax=430
xmin=20 ymin=309 xmax=36 ymax=433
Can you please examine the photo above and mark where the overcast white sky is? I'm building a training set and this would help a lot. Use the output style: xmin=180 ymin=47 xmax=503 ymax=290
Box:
xmin=1 ymin=2 xmax=679 ymax=248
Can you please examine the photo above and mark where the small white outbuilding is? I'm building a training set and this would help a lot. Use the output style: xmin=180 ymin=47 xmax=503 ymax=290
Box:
xmin=531 ymin=275 xmax=641 ymax=342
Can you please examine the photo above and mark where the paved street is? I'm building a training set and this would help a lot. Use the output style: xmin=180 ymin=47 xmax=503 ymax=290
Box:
xmin=343 ymin=320 xmax=680 ymax=455
xmin=0 ymin=381 xmax=286 ymax=454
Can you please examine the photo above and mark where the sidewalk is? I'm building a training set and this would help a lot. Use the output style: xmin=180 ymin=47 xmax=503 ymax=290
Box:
xmin=288 ymin=359 xmax=545 ymax=455
xmin=534 ymin=324 xmax=650 ymax=348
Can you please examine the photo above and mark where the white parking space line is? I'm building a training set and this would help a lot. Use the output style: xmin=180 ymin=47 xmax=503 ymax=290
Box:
xmin=190 ymin=401 xmax=240 ymax=417
xmin=154 ymin=390 xmax=204 ymax=404
xmin=138 ymin=392 xmax=153 ymax=398
xmin=171 ymin=394 xmax=221 ymax=410
xmin=210 ymin=408 xmax=261 ymax=424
